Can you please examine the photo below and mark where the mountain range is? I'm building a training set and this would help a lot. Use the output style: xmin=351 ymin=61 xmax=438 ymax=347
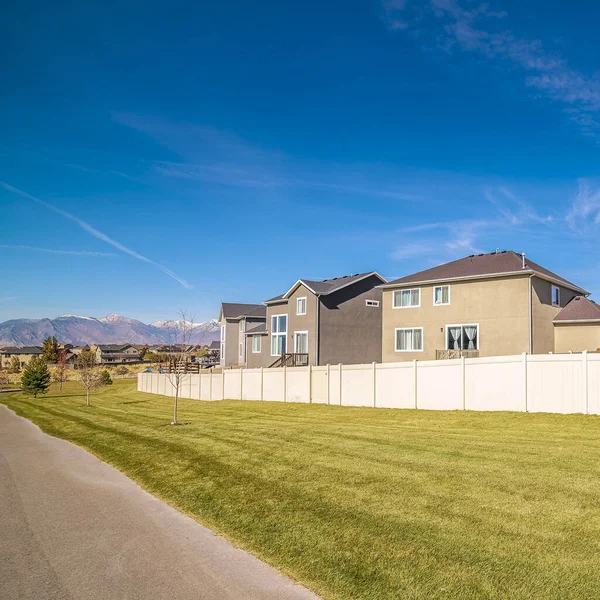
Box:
xmin=0 ymin=314 xmax=220 ymax=347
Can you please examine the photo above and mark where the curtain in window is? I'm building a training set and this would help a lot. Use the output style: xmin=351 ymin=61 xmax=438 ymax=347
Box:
xmin=441 ymin=286 xmax=449 ymax=303
xmin=464 ymin=326 xmax=478 ymax=350
xmin=448 ymin=327 xmax=461 ymax=350
xmin=413 ymin=328 xmax=422 ymax=350
xmin=410 ymin=289 xmax=419 ymax=306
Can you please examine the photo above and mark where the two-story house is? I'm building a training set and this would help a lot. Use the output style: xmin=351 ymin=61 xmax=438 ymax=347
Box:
xmin=245 ymin=272 xmax=386 ymax=368
xmin=0 ymin=346 xmax=43 ymax=369
xmin=91 ymin=344 xmax=141 ymax=365
xmin=217 ymin=303 xmax=267 ymax=368
xmin=379 ymin=251 xmax=589 ymax=361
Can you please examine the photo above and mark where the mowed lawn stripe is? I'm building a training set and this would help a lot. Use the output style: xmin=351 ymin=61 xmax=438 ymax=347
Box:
xmin=3 ymin=379 xmax=600 ymax=599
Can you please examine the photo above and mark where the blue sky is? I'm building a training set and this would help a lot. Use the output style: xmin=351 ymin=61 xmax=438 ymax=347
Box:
xmin=2 ymin=0 xmax=600 ymax=323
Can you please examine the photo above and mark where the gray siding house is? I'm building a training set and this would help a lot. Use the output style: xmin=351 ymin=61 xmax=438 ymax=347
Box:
xmin=218 ymin=303 xmax=267 ymax=368
xmin=245 ymin=272 xmax=386 ymax=368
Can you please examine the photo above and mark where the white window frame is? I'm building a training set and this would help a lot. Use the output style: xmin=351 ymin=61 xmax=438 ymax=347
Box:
xmin=394 ymin=327 xmax=424 ymax=352
xmin=433 ymin=285 xmax=451 ymax=306
xmin=252 ymin=335 xmax=262 ymax=353
xmin=392 ymin=288 xmax=421 ymax=309
xmin=293 ymin=331 xmax=309 ymax=354
xmin=445 ymin=323 xmax=480 ymax=351
xmin=296 ymin=297 xmax=307 ymax=316
xmin=365 ymin=299 xmax=380 ymax=307
xmin=220 ymin=325 xmax=226 ymax=342
xmin=270 ymin=314 xmax=288 ymax=356
xmin=551 ymin=285 xmax=560 ymax=307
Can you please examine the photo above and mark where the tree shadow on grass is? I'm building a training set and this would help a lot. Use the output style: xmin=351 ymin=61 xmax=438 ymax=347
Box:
xmin=119 ymin=400 xmax=150 ymax=405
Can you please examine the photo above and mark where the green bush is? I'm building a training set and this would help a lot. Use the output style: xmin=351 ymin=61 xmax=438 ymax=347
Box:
xmin=99 ymin=370 xmax=113 ymax=386
xmin=21 ymin=357 xmax=51 ymax=398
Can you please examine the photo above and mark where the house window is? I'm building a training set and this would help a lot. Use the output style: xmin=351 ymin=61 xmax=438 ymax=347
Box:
xmin=393 ymin=288 xmax=420 ymax=308
xmin=296 ymin=297 xmax=307 ymax=315
xmin=220 ymin=326 xmax=226 ymax=342
xmin=252 ymin=335 xmax=262 ymax=353
xmin=433 ymin=285 xmax=450 ymax=306
xmin=365 ymin=299 xmax=380 ymax=307
xmin=294 ymin=331 xmax=308 ymax=354
xmin=395 ymin=328 xmax=423 ymax=352
xmin=552 ymin=285 xmax=560 ymax=307
xmin=239 ymin=320 xmax=245 ymax=333
xmin=446 ymin=324 xmax=479 ymax=350
xmin=271 ymin=314 xmax=287 ymax=356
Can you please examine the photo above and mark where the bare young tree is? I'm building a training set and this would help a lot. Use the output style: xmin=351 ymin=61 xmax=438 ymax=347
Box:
xmin=76 ymin=349 xmax=101 ymax=407
xmin=52 ymin=350 xmax=69 ymax=391
xmin=164 ymin=309 xmax=195 ymax=426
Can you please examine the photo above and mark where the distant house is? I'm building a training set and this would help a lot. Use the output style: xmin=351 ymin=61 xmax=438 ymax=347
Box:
xmin=91 ymin=344 xmax=141 ymax=365
xmin=0 ymin=346 xmax=43 ymax=369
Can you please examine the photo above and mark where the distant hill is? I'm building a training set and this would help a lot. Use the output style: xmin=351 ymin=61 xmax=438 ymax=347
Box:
xmin=0 ymin=313 xmax=220 ymax=347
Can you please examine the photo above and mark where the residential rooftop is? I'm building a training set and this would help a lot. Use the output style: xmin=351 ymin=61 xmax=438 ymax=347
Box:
xmin=220 ymin=303 xmax=267 ymax=320
xmin=554 ymin=296 xmax=600 ymax=322
xmin=381 ymin=251 xmax=588 ymax=294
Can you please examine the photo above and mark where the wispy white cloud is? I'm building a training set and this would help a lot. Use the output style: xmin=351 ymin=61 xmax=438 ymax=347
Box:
xmin=0 ymin=244 xmax=115 ymax=257
xmin=484 ymin=186 xmax=553 ymax=225
xmin=382 ymin=0 xmax=600 ymax=137
xmin=0 ymin=181 xmax=192 ymax=289
xmin=566 ymin=179 xmax=600 ymax=232
xmin=116 ymin=113 xmax=418 ymax=201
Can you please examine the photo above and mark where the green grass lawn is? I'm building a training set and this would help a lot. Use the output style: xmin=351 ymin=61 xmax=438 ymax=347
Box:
xmin=4 ymin=380 xmax=600 ymax=599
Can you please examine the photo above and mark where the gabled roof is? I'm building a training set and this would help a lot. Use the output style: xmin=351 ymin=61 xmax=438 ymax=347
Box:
xmin=97 ymin=344 xmax=133 ymax=352
xmin=554 ymin=296 xmax=600 ymax=323
xmin=220 ymin=303 xmax=267 ymax=320
xmin=0 ymin=346 xmax=42 ymax=354
xmin=264 ymin=294 xmax=286 ymax=304
xmin=380 ymin=251 xmax=588 ymax=294
xmin=279 ymin=271 xmax=386 ymax=300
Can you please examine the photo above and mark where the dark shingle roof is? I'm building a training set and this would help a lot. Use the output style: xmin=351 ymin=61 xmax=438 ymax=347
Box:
xmin=382 ymin=251 xmax=588 ymax=293
xmin=266 ymin=272 xmax=385 ymax=303
xmin=208 ymin=340 xmax=220 ymax=350
xmin=264 ymin=294 xmax=286 ymax=304
xmin=97 ymin=344 xmax=132 ymax=352
xmin=554 ymin=296 xmax=600 ymax=322
xmin=0 ymin=346 xmax=42 ymax=354
xmin=221 ymin=303 xmax=266 ymax=319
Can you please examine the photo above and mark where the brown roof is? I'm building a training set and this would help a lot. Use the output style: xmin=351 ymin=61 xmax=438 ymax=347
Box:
xmin=554 ymin=296 xmax=600 ymax=322
xmin=220 ymin=303 xmax=266 ymax=320
xmin=382 ymin=251 xmax=588 ymax=293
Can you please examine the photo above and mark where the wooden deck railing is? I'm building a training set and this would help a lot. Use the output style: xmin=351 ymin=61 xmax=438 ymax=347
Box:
xmin=435 ymin=349 xmax=480 ymax=360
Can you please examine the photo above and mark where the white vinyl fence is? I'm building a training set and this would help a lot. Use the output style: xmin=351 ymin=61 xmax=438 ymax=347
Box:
xmin=137 ymin=352 xmax=600 ymax=415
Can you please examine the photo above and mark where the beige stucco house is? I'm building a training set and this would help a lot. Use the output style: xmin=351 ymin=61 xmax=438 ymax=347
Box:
xmin=217 ymin=303 xmax=267 ymax=368
xmin=245 ymin=272 xmax=386 ymax=368
xmin=0 ymin=346 xmax=43 ymax=369
xmin=379 ymin=251 xmax=589 ymax=362
xmin=553 ymin=296 xmax=600 ymax=353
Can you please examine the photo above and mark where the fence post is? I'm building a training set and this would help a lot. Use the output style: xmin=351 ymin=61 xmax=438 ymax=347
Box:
xmin=522 ymin=353 xmax=528 ymax=412
xmin=339 ymin=363 xmax=343 ymax=406
xmin=260 ymin=367 xmax=264 ymax=401
xmin=326 ymin=364 xmax=330 ymax=405
xmin=283 ymin=365 xmax=287 ymax=402
xmin=222 ymin=369 xmax=225 ymax=400
xmin=240 ymin=368 xmax=243 ymax=401
xmin=461 ymin=355 xmax=466 ymax=410
xmin=199 ymin=369 xmax=202 ymax=400
xmin=309 ymin=364 xmax=313 ymax=404
xmin=210 ymin=369 xmax=213 ymax=401
xmin=372 ymin=362 xmax=377 ymax=408
xmin=583 ymin=350 xmax=589 ymax=414
xmin=413 ymin=360 xmax=418 ymax=409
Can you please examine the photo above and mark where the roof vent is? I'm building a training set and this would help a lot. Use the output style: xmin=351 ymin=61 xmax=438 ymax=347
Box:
xmin=521 ymin=252 xmax=526 ymax=269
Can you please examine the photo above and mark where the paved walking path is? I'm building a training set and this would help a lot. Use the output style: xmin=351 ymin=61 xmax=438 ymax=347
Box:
xmin=0 ymin=405 xmax=319 ymax=600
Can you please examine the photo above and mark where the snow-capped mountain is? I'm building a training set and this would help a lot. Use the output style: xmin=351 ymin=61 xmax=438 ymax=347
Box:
xmin=0 ymin=314 xmax=220 ymax=347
